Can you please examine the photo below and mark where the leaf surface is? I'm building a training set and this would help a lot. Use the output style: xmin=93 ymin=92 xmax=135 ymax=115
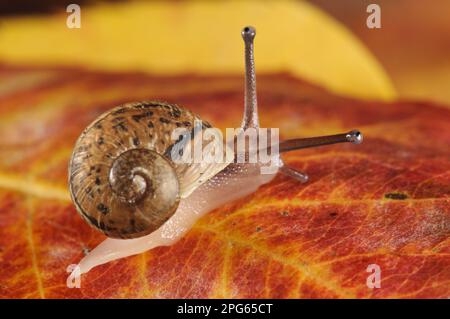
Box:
xmin=0 ymin=67 xmax=448 ymax=298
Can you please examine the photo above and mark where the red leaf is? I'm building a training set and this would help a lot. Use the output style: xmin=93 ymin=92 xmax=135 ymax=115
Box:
xmin=0 ymin=67 xmax=448 ymax=298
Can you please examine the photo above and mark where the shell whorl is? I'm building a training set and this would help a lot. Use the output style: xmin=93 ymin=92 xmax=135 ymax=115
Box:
xmin=68 ymin=101 xmax=213 ymax=239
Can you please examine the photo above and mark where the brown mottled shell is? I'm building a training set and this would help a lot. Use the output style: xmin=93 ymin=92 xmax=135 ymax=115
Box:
xmin=68 ymin=101 xmax=228 ymax=239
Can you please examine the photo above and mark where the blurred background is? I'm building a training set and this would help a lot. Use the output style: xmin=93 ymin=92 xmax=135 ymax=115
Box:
xmin=0 ymin=0 xmax=449 ymax=105
xmin=311 ymin=0 xmax=450 ymax=105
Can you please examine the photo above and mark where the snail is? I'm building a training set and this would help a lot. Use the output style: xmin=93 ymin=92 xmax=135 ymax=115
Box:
xmin=68 ymin=26 xmax=363 ymax=275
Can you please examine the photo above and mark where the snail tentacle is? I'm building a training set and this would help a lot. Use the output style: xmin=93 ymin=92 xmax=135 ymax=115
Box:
xmin=241 ymin=25 xmax=259 ymax=129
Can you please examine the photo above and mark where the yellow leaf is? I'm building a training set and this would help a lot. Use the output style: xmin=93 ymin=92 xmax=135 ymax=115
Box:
xmin=0 ymin=1 xmax=395 ymax=100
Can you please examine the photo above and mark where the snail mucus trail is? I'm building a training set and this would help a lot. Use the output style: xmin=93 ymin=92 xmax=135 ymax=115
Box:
xmin=68 ymin=26 xmax=363 ymax=275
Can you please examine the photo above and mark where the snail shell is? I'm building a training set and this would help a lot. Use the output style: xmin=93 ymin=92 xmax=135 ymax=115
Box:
xmin=68 ymin=101 xmax=230 ymax=239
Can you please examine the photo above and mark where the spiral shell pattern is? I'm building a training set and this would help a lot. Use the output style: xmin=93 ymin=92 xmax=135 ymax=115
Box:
xmin=68 ymin=101 xmax=225 ymax=239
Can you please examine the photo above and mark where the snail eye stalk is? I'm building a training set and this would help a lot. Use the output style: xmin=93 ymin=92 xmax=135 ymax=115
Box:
xmin=241 ymin=26 xmax=259 ymax=129
xmin=239 ymin=26 xmax=363 ymax=183
xmin=278 ymin=130 xmax=363 ymax=153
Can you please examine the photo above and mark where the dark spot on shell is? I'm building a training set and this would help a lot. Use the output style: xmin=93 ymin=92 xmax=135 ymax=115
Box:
xmin=95 ymin=177 xmax=101 ymax=185
xmin=97 ymin=137 xmax=104 ymax=145
xmin=97 ymin=203 xmax=109 ymax=215
xmin=112 ymin=108 xmax=126 ymax=115
xmin=85 ymin=186 xmax=92 ymax=194
xmin=182 ymin=121 xmax=191 ymax=127
xmin=159 ymin=117 xmax=170 ymax=124
xmin=202 ymin=121 xmax=212 ymax=128
xmin=139 ymin=102 xmax=162 ymax=108
xmin=129 ymin=218 xmax=136 ymax=232
xmin=329 ymin=212 xmax=338 ymax=217
xmin=83 ymin=213 xmax=100 ymax=228
xmin=256 ymin=226 xmax=262 ymax=232
xmin=113 ymin=116 xmax=125 ymax=122
xmin=113 ymin=122 xmax=128 ymax=132
xmin=147 ymin=121 xmax=154 ymax=128
xmin=96 ymin=167 xmax=101 ymax=173
xmin=132 ymin=111 xmax=154 ymax=122
xmin=95 ymin=123 xmax=102 ymax=129
xmin=169 ymin=108 xmax=181 ymax=118
xmin=133 ymin=137 xmax=140 ymax=146
xmin=281 ymin=211 xmax=289 ymax=217
xmin=385 ymin=192 xmax=408 ymax=200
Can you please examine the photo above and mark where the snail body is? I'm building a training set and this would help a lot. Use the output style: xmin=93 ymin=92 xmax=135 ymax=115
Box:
xmin=69 ymin=26 xmax=363 ymax=276
xmin=76 ymin=162 xmax=279 ymax=274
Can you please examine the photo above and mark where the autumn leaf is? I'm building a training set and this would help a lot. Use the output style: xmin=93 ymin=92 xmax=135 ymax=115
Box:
xmin=0 ymin=66 xmax=449 ymax=298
